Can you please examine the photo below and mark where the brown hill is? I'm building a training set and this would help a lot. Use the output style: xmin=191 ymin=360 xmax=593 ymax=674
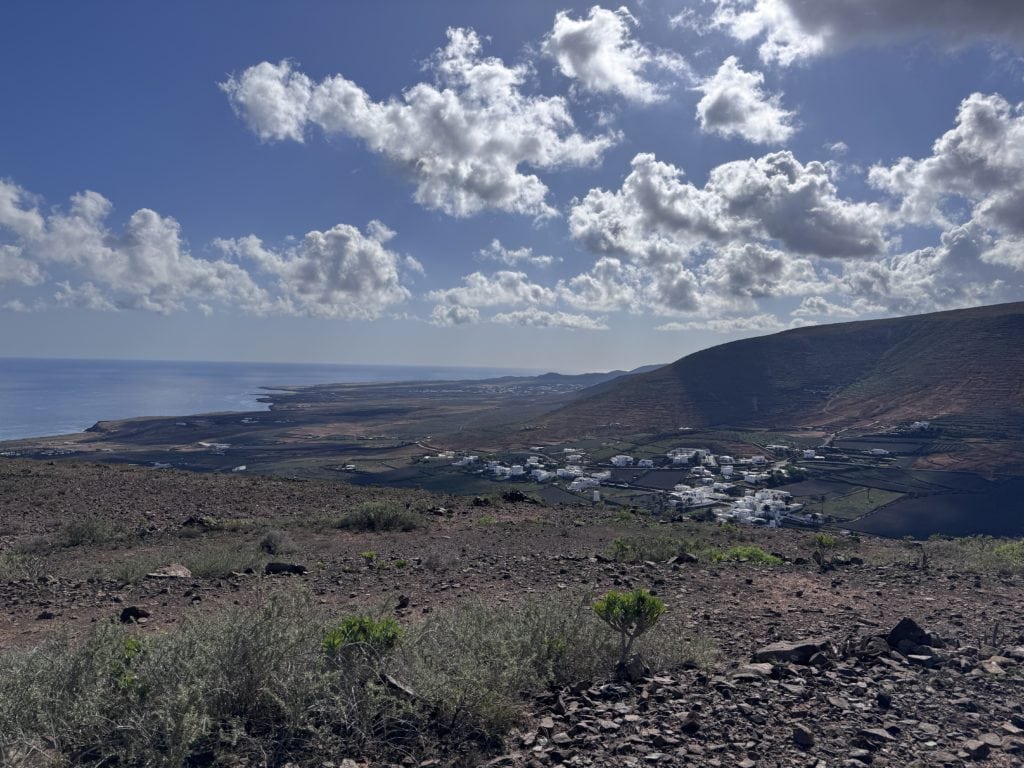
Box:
xmin=535 ymin=302 xmax=1024 ymax=436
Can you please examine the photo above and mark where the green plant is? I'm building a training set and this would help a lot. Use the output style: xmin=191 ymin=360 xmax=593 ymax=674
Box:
xmin=185 ymin=541 xmax=265 ymax=578
xmin=607 ymin=536 xmax=703 ymax=563
xmin=259 ymin=529 xmax=296 ymax=555
xmin=335 ymin=502 xmax=425 ymax=532
xmin=710 ymin=545 xmax=782 ymax=565
xmin=323 ymin=615 xmax=401 ymax=658
xmin=813 ymin=533 xmax=838 ymax=550
xmin=59 ymin=516 xmax=113 ymax=548
xmin=592 ymin=589 xmax=666 ymax=666
xmin=0 ymin=552 xmax=44 ymax=582
xmin=393 ymin=559 xmax=408 ymax=569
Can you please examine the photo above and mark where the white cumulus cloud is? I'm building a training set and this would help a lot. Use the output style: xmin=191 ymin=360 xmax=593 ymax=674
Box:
xmin=222 ymin=29 xmax=615 ymax=218
xmin=696 ymin=56 xmax=795 ymax=144
xmin=427 ymin=270 xmax=556 ymax=309
xmin=491 ymin=307 xmax=608 ymax=330
xmin=570 ymin=151 xmax=887 ymax=264
xmin=543 ymin=5 xmax=688 ymax=104
xmin=479 ymin=239 xmax=557 ymax=269
xmin=0 ymin=180 xmax=271 ymax=314
xmin=0 ymin=245 xmax=43 ymax=286
xmin=215 ymin=220 xmax=411 ymax=319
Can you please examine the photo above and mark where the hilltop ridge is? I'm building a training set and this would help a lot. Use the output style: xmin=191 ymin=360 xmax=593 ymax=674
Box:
xmin=537 ymin=302 xmax=1024 ymax=440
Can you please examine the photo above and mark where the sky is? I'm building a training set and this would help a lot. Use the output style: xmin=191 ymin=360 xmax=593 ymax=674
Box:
xmin=2 ymin=1 xmax=1024 ymax=373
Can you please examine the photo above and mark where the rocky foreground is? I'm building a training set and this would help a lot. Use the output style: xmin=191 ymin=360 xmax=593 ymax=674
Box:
xmin=1 ymin=460 xmax=1023 ymax=766
xmin=498 ymin=618 xmax=1024 ymax=768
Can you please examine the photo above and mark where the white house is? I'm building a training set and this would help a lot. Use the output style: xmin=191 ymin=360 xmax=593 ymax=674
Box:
xmin=610 ymin=455 xmax=634 ymax=467
xmin=638 ymin=459 xmax=654 ymax=468
xmin=802 ymin=449 xmax=816 ymax=459
xmin=569 ymin=476 xmax=600 ymax=492
xmin=721 ymin=465 xmax=734 ymax=477
xmin=510 ymin=464 xmax=525 ymax=476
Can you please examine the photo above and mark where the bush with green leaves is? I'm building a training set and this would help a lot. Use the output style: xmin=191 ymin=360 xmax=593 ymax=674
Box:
xmin=813 ymin=533 xmax=838 ymax=550
xmin=323 ymin=615 xmax=401 ymax=659
xmin=335 ymin=501 xmax=425 ymax=532
xmin=0 ymin=589 xmax=709 ymax=766
xmin=709 ymin=545 xmax=782 ymax=565
xmin=592 ymin=589 xmax=666 ymax=666
xmin=607 ymin=535 xmax=704 ymax=564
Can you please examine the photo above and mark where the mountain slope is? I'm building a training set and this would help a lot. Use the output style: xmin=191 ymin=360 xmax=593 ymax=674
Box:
xmin=537 ymin=302 xmax=1024 ymax=435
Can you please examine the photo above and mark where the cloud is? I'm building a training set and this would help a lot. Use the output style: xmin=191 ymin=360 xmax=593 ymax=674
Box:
xmin=479 ymin=239 xmax=557 ymax=268
xmin=0 ymin=179 xmax=45 ymax=238
xmin=427 ymin=270 xmax=556 ymax=308
xmin=223 ymin=29 xmax=615 ymax=218
xmin=869 ymin=93 xmax=1024 ymax=235
xmin=711 ymin=0 xmax=1024 ymax=66
xmin=570 ymin=151 xmax=887 ymax=264
xmin=699 ymin=242 xmax=827 ymax=301
xmin=791 ymin=295 xmax=857 ymax=318
xmin=53 ymin=281 xmax=117 ymax=311
xmin=0 ymin=177 xmax=415 ymax=319
xmin=0 ymin=180 xmax=271 ymax=314
xmin=695 ymin=56 xmax=795 ymax=144
xmin=656 ymin=313 xmax=786 ymax=332
xmin=543 ymin=5 xmax=688 ymax=103
xmin=215 ymin=220 xmax=411 ymax=319
xmin=558 ymin=256 xmax=643 ymax=312
xmin=491 ymin=307 xmax=608 ymax=330
xmin=0 ymin=244 xmax=43 ymax=285
xmin=430 ymin=303 xmax=480 ymax=326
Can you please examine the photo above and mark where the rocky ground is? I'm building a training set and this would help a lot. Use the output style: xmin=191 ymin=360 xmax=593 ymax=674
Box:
xmin=1 ymin=459 xmax=1023 ymax=766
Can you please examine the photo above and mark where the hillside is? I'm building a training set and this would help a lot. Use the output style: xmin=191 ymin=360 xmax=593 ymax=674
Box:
xmin=537 ymin=302 xmax=1024 ymax=439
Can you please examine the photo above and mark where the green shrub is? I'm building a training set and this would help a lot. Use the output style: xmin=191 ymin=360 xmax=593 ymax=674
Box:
xmin=607 ymin=536 xmax=702 ymax=563
xmin=993 ymin=540 xmax=1024 ymax=568
xmin=592 ymin=589 xmax=666 ymax=665
xmin=185 ymin=541 xmax=264 ymax=578
xmin=335 ymin=502 xmax=425 ymax=532
xmin=59 ymin=516 xmax=113 ymax=548
xmin=395 ymin=594 xmax=618 ymax=743
xmin=710 ymin=545 xmax=782 ymax=565
xmin=323 ymin=615 xmax=401 ymax=658
xmin=259 ymin=529 xmax=296 ymax=555
xmin=0 ymin=591 xmax=706 ymax=766
xmin=813 ymin=533 xmax=838 ymax=550
xmin=0 ymin=552 xmax=44 ymax=582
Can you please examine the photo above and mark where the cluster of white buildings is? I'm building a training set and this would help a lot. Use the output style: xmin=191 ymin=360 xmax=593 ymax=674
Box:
xmin=720 ymin=488 xmax=805 ymax=526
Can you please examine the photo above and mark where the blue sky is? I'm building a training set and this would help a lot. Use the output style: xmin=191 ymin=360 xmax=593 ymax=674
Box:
xmin=2 ymin=1 xmax=1024 ymax=372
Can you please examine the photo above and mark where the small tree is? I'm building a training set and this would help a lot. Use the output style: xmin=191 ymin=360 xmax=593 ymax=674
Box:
xmin=592 ymin=589 xmax=666 ymax=667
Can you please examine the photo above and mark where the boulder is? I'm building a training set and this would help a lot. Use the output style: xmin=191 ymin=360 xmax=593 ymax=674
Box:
xmin=886 ymin=617 xmax=928 ymax=649
xmin=265 ymin=562 xmax=308 ymax=576
xmin=146 ymin=563 xmax=192 ymax=579
xmin=119 ymin=606 xmax=150 ymax=624
xmin=753 ymin=637 xmax=834 ymax=665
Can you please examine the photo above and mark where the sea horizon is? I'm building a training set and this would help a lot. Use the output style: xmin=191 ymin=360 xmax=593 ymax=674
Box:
xmin=0 ymin=356 xmax=546 ymax=442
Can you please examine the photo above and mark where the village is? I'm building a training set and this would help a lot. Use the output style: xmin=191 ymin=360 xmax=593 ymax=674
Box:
xmin=426 ymin=442 xmax=838 ymax=528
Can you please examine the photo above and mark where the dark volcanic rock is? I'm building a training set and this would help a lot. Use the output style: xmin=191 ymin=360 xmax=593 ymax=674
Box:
xmin=752 ymin=637 xmax=834 ymax=665
xmin=119 ymin=606 xmax=150 ymax=623
xmin=886 ymin=617 xmax=929 ymax=649
xmin=265 ymin=562 xmax=308 ymax=576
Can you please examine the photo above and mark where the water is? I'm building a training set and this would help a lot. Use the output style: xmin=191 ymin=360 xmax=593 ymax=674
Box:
xmin=0 ymin=357 xmax=541 ymax=441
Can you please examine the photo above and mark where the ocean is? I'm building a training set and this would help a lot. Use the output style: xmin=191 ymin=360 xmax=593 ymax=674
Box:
xmin=0 ymin=357 xmax=541 ymax=442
